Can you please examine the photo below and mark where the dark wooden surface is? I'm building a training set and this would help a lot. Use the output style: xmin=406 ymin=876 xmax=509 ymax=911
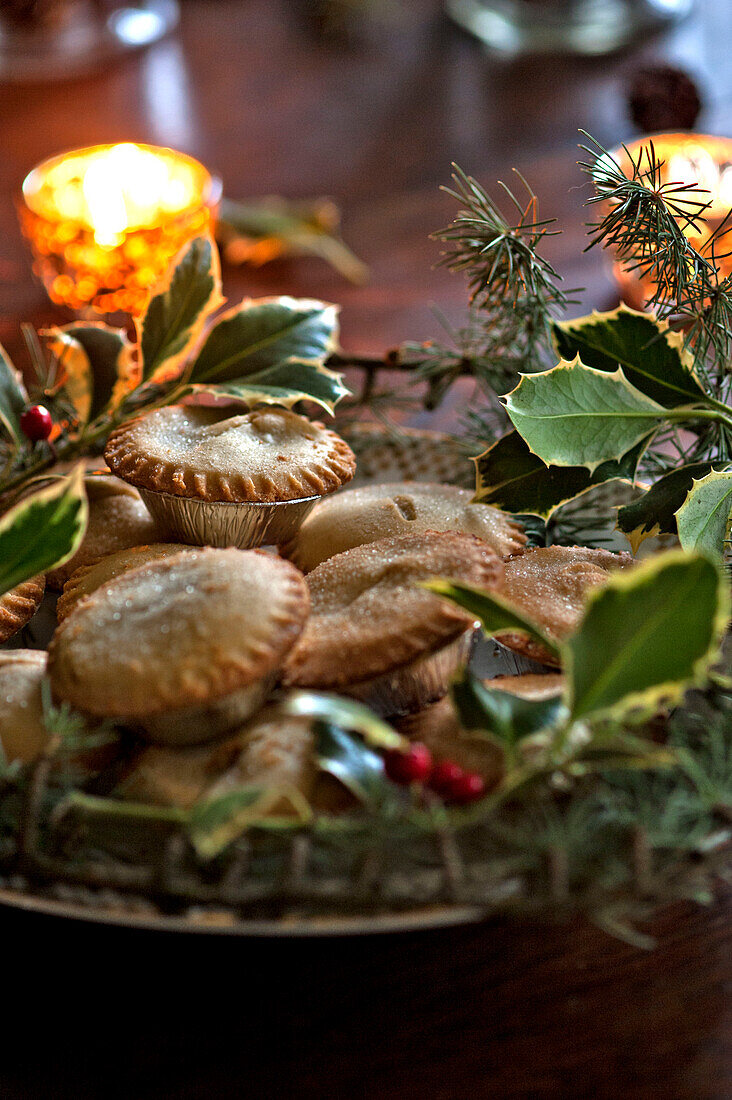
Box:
xmin=0 ymin=2 xmax=730 ymax=1097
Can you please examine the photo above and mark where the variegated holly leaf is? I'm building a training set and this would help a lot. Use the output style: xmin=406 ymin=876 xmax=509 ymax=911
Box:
xmin=137 ymin=235 xmax=224 ymax=385
xmin=217 ymin=196 xmax=368 ymax=284
xmin=43 ymin=331 xmax=92 ymax=425
xmin=616 ymin=461 xmax=724 ymax=553
xmin=316 ymin=722 xmax=400 ymax=808
xmin=451 ymin=669 xmax=563 ymax=745
xmin=186 ymin=357 xmax=349 ymax=415
xmin=553 ymin=305 xmax=706 ymax=408
xmin=283 ymin=691 xmax=404 ymax=750
xmin=675 ymin=469 xmax=732 ymax=557
xmin=564 ymin=551 xmax=728 ymax=721
xmin=46 ymin=323 xmax=138 ymax=420
xmin=422 ymin=578 xmax=560 ymax=662
xmin=474 ymin=429 xmax=648 ymax=518
xmin=0 ymin=344 xmax=29 ymax=448
xmin=0 ymin=466 xmax=88 ymax=596
xmin=504 ymin=357 xmax=667 ymax=472
xmin=189 ymin=785 xmax=310 ymax=860
xmin=188 ymin=297 xmax=339 ymax=384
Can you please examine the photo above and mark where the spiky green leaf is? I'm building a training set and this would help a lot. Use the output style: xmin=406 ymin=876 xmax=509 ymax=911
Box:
xmin=474 ymin=429 xmax=648 ymax=517
xmin=47 ymin=323 xmax=137 ymax=418
xmin=0 ymin=467 xmax=88 ymax=596
xmin=422 ymin=578 xmax=560 ymax=661
xmin=617 ymin=461 xmax=724 ymax=553
xmin=565 ymin=551 xmax=728 ymax=721
xmin=675 ymin=469 xmax=732 ymax=557
xmin=451 ymin=669 xmax=563 ymax=745
xmin=138 ymin=235 xmax=223 ymax=384
xmin=504 ymin=357 xmax=667 ymax=473
xmin=553 ymin=306 xmax=706 ymax=408
xmin=185 ymin=357 xmax=349 ymax=416
xmin=0 ymin=345 xmax=28 ymax=448
xmin=188 ymin=297 xmax=339 ymax=384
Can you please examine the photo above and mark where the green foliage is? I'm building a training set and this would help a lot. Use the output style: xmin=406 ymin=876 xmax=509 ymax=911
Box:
xmin=189 ymin=298 xmax=339 ymax=384
xmin=504 ymin=358 xmax=665 ymax=472
xmin=451 ymin=668 xmax=563 ymax=745
xmin=474 ymin=429 xmax=646 ymax=518
xmin=48 ymin=322 xmax=136 ymax=420
xmin=282 ymin=691 xmax=404 ymax=750
xmin=565 ymin=551 xmax=728 ymax=721
xmin=422 ymin=577 xmax=560 ymax=661
xmin=186 ymin=359 xmax=349 ymax=417
xmin=0 ymin=346 xmax=28 ymax=448
xmin=189 ymin=786 xmax=310 ymax=859
xmin=315 ymin=722 xmax=398 ymax=808
xmin=138 ymin=235 xmax=223 ymax=383
xmin=675 ymin=469 xmax=732 ymax=556
xmin=552 ymin=306 xmax=705 ymax=408
xmin=217 ymin=195 xmax=368 ymax=284
xmin=616 ymin=461 xmax=723 ymax=553
xmin=0 ymin=467 xmax=87 ymax=596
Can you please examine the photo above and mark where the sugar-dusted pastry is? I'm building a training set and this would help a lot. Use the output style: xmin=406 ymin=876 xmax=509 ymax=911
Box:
xmin=57 ymin=542 xmax=192 ymax=622
xmin=46 ymin=474 xmax=162 ymax=590
xmin=48 ymin=548 xmax=309 ymax=745
xmin=498 ymin=546 xmax=634 ymax=666
xmin=104 ymin=405 xmax=356 ymax=548
xmin=282 ymin=481 xmax=527 ymax=572
xmin=0 ymin=575 xmax=45 ymax=643
xmin=0 ymin=650 xmax=50 ymax=764
xmin=283 ymin=531 xmax=504 ymax=715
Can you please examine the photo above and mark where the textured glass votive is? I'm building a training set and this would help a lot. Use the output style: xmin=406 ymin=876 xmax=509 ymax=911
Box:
xmin=19 ymin=142 xmax=220 ymax=315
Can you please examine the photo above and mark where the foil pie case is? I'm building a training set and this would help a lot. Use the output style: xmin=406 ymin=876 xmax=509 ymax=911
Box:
xmin=138 ymin=487 xmax=319 ymax=549
xmin=345 ymin=625 xmax=479 ymax=717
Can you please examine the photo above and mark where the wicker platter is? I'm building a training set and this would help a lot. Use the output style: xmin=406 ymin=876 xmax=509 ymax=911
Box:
xmin=0 ymin=425 xmax=675 ymax=936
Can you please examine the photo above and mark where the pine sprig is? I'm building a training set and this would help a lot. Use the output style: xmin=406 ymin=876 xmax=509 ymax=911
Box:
xmin=433 ymin=164 xmax=578 ymax=377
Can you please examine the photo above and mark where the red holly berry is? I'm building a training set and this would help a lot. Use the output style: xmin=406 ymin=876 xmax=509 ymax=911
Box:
xmin=20 ymin=404 xmax=53 ymax=442
xmin=383 ymin=743 xmax=433 ymax=785
xmin=430 ymin=759 xmax=465 ymax=795
xmin=447 ymin=771 xmax=486 ymax=805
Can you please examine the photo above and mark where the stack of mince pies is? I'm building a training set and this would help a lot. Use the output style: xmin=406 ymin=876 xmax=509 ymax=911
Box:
xmin=0 ymin=400 xmax=636 ymax=813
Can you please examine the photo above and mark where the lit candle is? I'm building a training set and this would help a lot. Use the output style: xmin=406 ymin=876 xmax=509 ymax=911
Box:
xmin=19 ymin=143 xmax=220 ymax=315
xmin=607 ymin=133 xmax=732 ymax=309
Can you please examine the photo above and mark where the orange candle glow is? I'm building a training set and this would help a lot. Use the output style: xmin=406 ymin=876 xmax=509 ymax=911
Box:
xmin=607 ymin=133 xmax=732 ymax=309
xmin=20 ymin=143 xmax=220 ymax=315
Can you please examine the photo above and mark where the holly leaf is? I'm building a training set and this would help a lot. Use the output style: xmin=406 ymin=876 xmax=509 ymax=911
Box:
xmin=564 ymin=551 xmax=729 ymax=721
xmin=189 ymin=785 xmax=310 ymax=860
xmin=137 ymin=235 xmax=224 ymax=384
xmin=617 ymin=461 xmax=725 ymax=553
xmin=46 ymin=323 xmax=138 ymax=419
xmin=553 ymin=305 xmax=706 ymax=408
xmin=217 ymin=196 xmax=368 ymax=284
xmin=504 ymin=357 xmax=667 ymax=473
xmin=675 ymin=469 xmax=732 ymax=557
xmin=0 ymin=467 xmax=88 ymax=596
xmin=451 ymin=669 xmax=563 ymax=746
xmin=185 ymin=357 xmax=349 ymax=416
xmin=282 ymin=691 xmax=404 ymax=750
xmin=188 ymin=297 xmax=339 ymax=384
xmin=315 ymin=722 xmax=399 ymax=808
xmin=421 ymin=578 xmax=560 ymax=662
xmin=474 ymin=429 xmax=648 ymax=518
xmin=0 ymin=344 xmax=29 ymax=448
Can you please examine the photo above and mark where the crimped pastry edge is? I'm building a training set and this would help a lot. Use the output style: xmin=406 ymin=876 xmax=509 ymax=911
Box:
xmin=104 ymin=410 xmax=357 ymax=504
xmin=0 ymin=576 xmax=46 ymax=643
xmin=48 ymin=550 xmax=310 ymax=719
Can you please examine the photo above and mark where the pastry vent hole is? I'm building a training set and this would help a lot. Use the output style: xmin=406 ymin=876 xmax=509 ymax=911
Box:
xmin=393 ymin=495 xmax=417 ymax=521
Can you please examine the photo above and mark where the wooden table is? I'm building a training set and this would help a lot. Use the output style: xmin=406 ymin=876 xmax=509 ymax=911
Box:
xmin=0 ymin=2 xmax=730 ymax=1097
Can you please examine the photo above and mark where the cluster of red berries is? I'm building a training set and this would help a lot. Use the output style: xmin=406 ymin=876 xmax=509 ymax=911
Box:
xmin=20 ymin=404 xmax=53 ymax=442
xmin=383 ymin=743 xmax=485 ymax=805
